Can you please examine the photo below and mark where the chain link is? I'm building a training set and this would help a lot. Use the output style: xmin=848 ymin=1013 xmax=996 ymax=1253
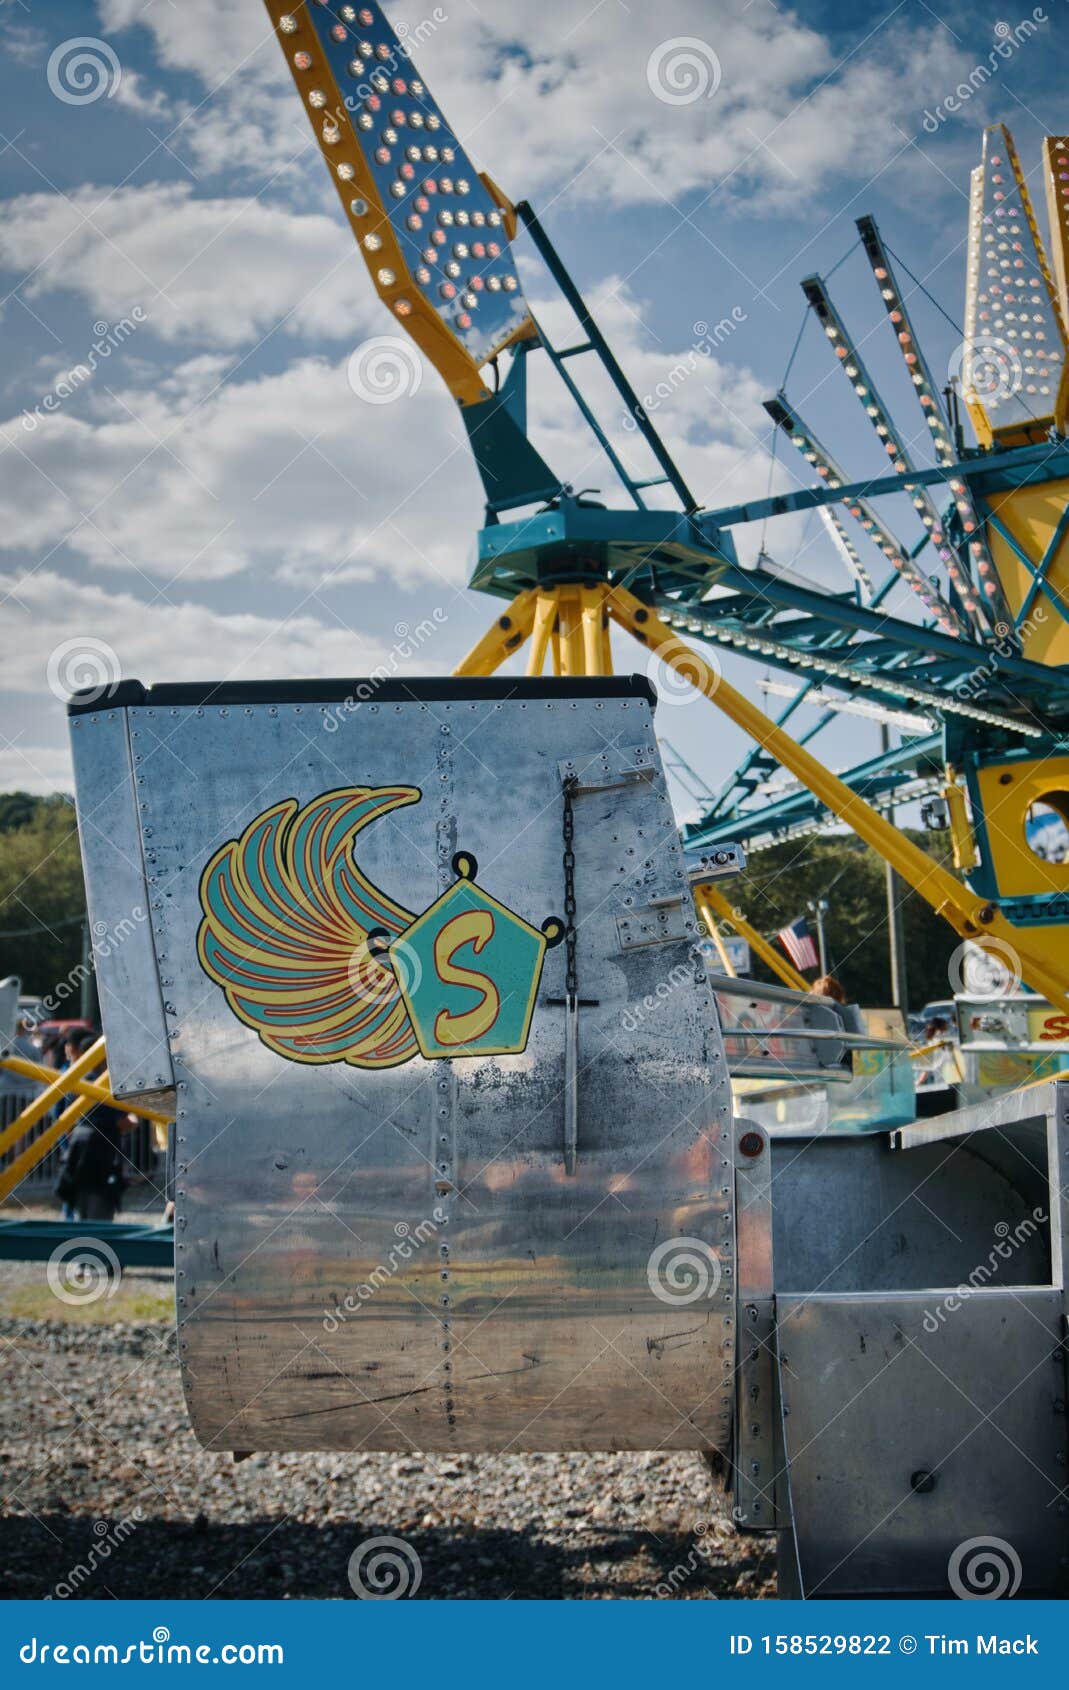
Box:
xmin=562 ymin=775 xmax=578 ymax=1007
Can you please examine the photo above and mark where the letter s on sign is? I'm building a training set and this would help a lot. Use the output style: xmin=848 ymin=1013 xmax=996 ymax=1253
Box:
xmin=433 ymin=909 xmax=500 ymax=1047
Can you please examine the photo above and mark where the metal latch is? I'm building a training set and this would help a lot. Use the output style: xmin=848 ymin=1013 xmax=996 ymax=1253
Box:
xmin=616 ymin=893 xmax=692 ymax=951
xmin=558 ymin=745 xmax=656 ymax=793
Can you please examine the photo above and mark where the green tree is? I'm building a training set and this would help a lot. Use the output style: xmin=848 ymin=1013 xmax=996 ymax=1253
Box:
xmin=0 ymin=794 xmax=87 ymax=1002
xmin=725 ymin=830 xmax=959 ymax=1011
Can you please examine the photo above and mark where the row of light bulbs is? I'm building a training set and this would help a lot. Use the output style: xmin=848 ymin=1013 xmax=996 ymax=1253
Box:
xmin=656 ymin=607 xmax=1042 ymax=737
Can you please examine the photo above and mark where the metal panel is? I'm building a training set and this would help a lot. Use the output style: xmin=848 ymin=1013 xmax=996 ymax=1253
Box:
xmin=770 ymin=1134 xmax=1051 ymax=1293
xmin=733 ymin=1121 xmax=777 ymax=1530
xmin=88 ymin=681 xmax=732 ymax=1452
xmin=777 ymin=1289 xmax=1069 ymax=1596
xmin=712 ymin=977 xmax=863 ymax=1083
xmin=68 ymin=707 xmax=172 ymax=1105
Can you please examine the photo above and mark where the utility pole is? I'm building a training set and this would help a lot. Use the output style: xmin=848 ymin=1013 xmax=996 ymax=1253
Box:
xmin=807 ymin=898 xmax=829 ymax=973
xmin=880 ymin=725 xmax=909 ymax=1012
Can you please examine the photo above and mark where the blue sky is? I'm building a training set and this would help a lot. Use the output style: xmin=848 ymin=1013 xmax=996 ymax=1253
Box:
xmin=0 ymin=0 xmax=1066 ymax=816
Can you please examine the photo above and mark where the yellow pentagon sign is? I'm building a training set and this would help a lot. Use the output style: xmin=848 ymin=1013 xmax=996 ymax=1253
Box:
xmin=389 ymin=853 xmax=563 ymax=1061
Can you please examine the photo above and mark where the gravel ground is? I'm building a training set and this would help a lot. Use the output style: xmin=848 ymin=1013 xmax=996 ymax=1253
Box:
xmin=0 ymin=1259 xmax=775 ymax=1601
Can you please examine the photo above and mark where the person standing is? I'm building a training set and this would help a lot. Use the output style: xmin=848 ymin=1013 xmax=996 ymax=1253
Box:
xmin=54 ymin=1031 xmax=125 ymax=1222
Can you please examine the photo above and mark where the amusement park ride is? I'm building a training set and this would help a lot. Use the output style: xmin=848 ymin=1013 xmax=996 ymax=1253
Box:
xmin=3 ymin=0 xmax=1069 ymax=1600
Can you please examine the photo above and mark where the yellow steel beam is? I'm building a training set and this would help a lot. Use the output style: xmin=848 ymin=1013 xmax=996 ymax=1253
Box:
xmin=944 ymin=776 xmax=979 ymax=872
xmin=0 ymin=1055 xmax=172 ymax=1125
xmin=453 ymin=588 xmax=537 ymax=677
xmin=0 ymin=1070 xmax=109 ymax=1205
xmin=611 ymin=588 xmax=1069 ymax=1011
xmin=693 ymin=882 xmax=809 ymax=993
xmin=526 ymin=590 xmax=556 ymax=677
xmin=559 ymin=589 xmax=585 ymax=676
xmin=695 ymin=899 xmax=737 ymax=978
xmin=0 ymin=1036 xmax=106 ymax=1161
xmin=580 ymin=586 xmax=608 ymax=676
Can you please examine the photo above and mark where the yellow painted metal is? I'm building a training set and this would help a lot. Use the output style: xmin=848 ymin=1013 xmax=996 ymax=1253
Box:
xmin=0 ymin=1036 xmax=106 ymax=1161
xmin=453 ymin=589 xmax=537 ymax=676
xmin=982 ymin=478 xmax=1069 ymax=664
xmin=944 ymin=777 xmax=979 ymax=872
xmin=526 ymin=592 xmax=556 ymax=677
xmin=517 ymin=587 xmax=612 ymax=678
xmin=693 ymin=882 xmax=808 ymax=993
xmin=557 ymin=590 xmax=585 ymax=677
xmin=261 ymin=1 xmax=511 ymax=406
xmin=580 ymin=587 xmax=609 ymax=676
xmin=610 ymin=587 xmax=1069 ymax=1010
xmin=693 ymin=898 xmax=737 ymax=978
xmin=0 ymin=1070 xmax=109 ymax=1205
xmin=972 ymin=754 xmax=1069 ymax=900
xmin=479 ymin=171 xmax=519 ymax=243
xmin=0 ymin=1055 xmax=172 ymax=1125
xmin=1042 ymin=136 xmax=1069 ymax=432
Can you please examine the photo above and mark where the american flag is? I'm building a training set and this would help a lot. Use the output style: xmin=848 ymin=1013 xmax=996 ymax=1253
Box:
xmin=777 ymin=916 xmax=819 ymax=972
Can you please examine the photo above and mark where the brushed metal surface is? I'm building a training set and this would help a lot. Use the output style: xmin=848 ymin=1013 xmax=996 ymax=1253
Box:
xmin=81 ymin=683 xmax=733 ymax=1452
xmin=777 ymin=1289 xmax=1068 ymax=1596
xmin=68 ymin=707 xmax=173 ymax=1106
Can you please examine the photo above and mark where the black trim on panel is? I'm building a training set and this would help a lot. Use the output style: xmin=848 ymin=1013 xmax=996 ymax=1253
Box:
xmin=67 ymin=675 xmax=657 ymax=716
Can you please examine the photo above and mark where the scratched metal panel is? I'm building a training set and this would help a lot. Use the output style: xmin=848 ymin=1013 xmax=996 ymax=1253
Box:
xmin=93 ymin=680 xmax=732 ymax=1451
xmin=67 ymin=704 xmax=173 ymax=1105
xmin=777 ymin=1289 xmax=1068 ymax=1596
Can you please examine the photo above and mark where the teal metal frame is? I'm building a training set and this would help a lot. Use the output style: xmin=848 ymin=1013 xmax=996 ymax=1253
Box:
xmin=0 ymin=1217 xmax=174 ymax=1269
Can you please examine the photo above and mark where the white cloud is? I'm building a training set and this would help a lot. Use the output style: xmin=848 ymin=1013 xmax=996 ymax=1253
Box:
xmin=0 ymin=742 xmax=77 ymax=796
xmin=2 ymin=565 xmax=446 ymax=791
xmin=0 ymin=269 xmax=790 ymax=598
xmin=96 ymin=0 xmax=976 ymax=210
xmin=0 ymin=345 xmax=477 ymax=585
xmin=0 ymin=182 xmax=370 ymax=348
xmin=2 ymin=565 xmax=419 ymax=689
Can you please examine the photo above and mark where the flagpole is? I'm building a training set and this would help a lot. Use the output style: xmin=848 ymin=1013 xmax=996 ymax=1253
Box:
xmin=807 ymin=898 xmax=828 ymax=975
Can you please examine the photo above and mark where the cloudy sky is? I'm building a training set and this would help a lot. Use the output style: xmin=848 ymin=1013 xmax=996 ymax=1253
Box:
xmin=0 ymin=0 xmax=1066 ymax=811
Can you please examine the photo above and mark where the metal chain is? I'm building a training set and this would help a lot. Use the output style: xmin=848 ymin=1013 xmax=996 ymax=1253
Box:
xmin=562 ymin=775 xmax=578 ymax=1007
